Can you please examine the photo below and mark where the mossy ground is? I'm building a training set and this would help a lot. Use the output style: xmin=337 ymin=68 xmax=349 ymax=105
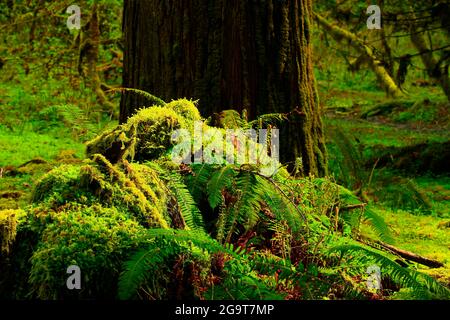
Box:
xmin=319 ymin=61 xmax=450 ymax=290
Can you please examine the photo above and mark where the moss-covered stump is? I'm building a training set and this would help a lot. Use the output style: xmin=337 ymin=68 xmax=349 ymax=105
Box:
xmin=32 ymin=154 xmax=169 ymax=229
xmin=28 ymin=205 xmax=149 ymax=299
xmin=86 ymin=99 xmax=201 ymax=163
xmin=1 ymin=157 xmax=174 ymax=299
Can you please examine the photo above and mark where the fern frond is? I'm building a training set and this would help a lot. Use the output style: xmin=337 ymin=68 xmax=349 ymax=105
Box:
xmin=107 ymin=87 xmax=166 ymax=107
xmin=167 ymin=173 xmax=205 ymax=232
xmin=363 ymin=206 xmax=393 ymax=243
xmin=258 ymin=176 xmax=304 ymax=233
xmin=328 ymin=127 xmax=365 ymax=189
xmin=225 ymin=172 xmax=263 ymax=241
xmin=207 ymin=165 xmax=236 ymax=209
xmin=248 ymin=113 xmax=288 ymax=129
xmin=118 ymin=230 xmax=218 ymax=300
xmin=215 ymin=201 xmax=227 ymax=243
xmin=118 ymin=242 xmax=171 ymax=300
xmin=329 ymin=244 xmax=450 ymax=299
xmin=187 ymin=164 xmax=216 ymax=203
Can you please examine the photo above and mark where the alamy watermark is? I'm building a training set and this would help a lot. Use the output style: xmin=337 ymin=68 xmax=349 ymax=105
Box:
xmin=366 ymin=264 xmax=382 ymax=291
xmin=66 ymin=4 xmax=81 ymax=30
xmin=66 ymin=265 xmax=81 ymax=290
xmin=367 ymin=5 xmax=381 ymax=29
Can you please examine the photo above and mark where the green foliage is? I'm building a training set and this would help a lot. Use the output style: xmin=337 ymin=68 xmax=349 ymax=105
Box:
xmin=118 ymin=229 xmax=221 ymax=300
xmin=327 ymin=127 xmax=365 ymax=190
xmin=207 ymin=165 xmax=236 ymax=209
xmin=0 ymin=209 xmax=23 ymax=255
xmin=108 ymin=87 xmax=166 ymax=107
xmin=227 ymin=171 xmax=263 ymax=234
xmin=31 ymin=156 xmax=169 ymax=229
xmin=86 ymin=99 xmax=202 ymax=163
xmin=165 ymin=172 xmax=206 ymax=232
xmin=1 ymin=13 xmax=449 ymax=301
xmin=362 ymin=206 xmax=394 ymax=243
xmin=329 ymin=244 xmax=450 ymax=299
xmin=372 ymin=175 xmax=433 ymax=214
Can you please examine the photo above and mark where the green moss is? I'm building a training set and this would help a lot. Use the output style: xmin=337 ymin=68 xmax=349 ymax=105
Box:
xmin=125 ymin=106 xmax=185 ymax=161
xmin=86 ymin=100 xmax=202 ymax=163
xmin=28 ymin=205 xmax=148 ymax=299
xmin=31 ymin=164 xmax=81 ymax=204
xmin=31 ymin=156 xmax=169 ymax=229
xmin=85 ymin=123 xmax=137 ymax=164
xmin=0 ymin=209 xmax=24 ymax=255
xmin=165 ymin=98 xmax=202 ymax=128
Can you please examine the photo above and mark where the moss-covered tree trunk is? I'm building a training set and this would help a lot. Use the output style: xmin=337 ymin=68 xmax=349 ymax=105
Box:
xmin=120 ymin=0 xmax=327 ymax=176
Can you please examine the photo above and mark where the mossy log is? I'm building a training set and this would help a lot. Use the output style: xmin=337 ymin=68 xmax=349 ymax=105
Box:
xmin=314 ymin=13 xmax=404 ymax=98
xmin=361 ymin=100 xmax=416 ymax=118
xmin=369 ymin=141 xmax=450 ymax=175
xmin=32 ymin=155 xmax=169 ymax=229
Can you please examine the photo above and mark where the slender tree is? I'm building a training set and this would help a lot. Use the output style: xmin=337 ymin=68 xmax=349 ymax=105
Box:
xmin=120 ymin=0 xmax=327 ymax=176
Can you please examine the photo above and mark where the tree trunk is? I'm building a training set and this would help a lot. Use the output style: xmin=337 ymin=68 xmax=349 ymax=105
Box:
xmin=408 ymin=23 xmax=450 ymax=101
xmin=120 ymin=0 xmax=327 ymax=176
xmin=78 ymin=4 xmax=115 ymax=116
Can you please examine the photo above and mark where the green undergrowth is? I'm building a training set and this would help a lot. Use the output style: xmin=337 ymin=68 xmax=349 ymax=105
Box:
xmin=0 ymin=128 xmax=85 ymax=167
xmin=360 ymin=207 xmax=450 ymax=287
xmin=1 ymin=98 xmax=448 ymax=300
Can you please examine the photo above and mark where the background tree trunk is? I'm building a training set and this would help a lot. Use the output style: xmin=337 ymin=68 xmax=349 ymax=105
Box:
xmin=120 ymin=0 xmax=327 ymax=176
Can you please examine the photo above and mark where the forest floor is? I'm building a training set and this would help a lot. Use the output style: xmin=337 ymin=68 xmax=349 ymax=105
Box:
xmin=320 ymin=84 xmax=450 ymax=287
xmin=1 ymin=71 xmax=449 ymax=294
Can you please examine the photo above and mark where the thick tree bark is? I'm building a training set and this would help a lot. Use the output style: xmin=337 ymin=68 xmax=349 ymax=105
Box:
xmin=120 ymin=0 xmax=327 ymax=176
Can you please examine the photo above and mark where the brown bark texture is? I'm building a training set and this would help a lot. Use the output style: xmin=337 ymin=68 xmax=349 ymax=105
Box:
xmin=120 ymin=0 xmax=327 ymax=176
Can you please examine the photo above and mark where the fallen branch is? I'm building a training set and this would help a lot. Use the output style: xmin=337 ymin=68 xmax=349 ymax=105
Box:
xmin=359 ymin=235 xmax=444 ymax=268
xmin=342 ymin=203 xmax=367 ymax=210
xmin=376 ymin=241 xmax=444 ymax=268
xmin=314 ymin=13 xmax=404 ymax=98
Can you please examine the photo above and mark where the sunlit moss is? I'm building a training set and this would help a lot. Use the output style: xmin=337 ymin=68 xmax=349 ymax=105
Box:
xmin=165 ymin=98 xmax=202 ymax=128
xmin=0 ymin=209 xmax=24 ymax=255
xmin=86 ymin=100 xmax=203 ymax=163
xmin=28 ymin=205 xmax=148 ymax=299
xmin=31 ymin=164 xmax=81 ymax=204
xmin=32 ymin=155 xmax=169 ymax=229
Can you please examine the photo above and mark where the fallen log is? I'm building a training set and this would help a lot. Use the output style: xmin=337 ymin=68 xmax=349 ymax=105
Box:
xmin=314 ymin=13 xmax=404 ymax=98
xmin=376 ymin=241 xmax=444 ymax=268
xmin=359 ymin=236 xmax=444 ymax=268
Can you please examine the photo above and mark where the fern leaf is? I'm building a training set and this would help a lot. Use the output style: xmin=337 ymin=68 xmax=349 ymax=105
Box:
xmin=118 ymin=245 xmax=161 ymax=300
xmin=207 ymin=165 xmax=235 ymax=209
xmin=363 ymin=206 xmax=393 ymax=243
xmin=107 ymin=87 xmax=166 ymax=107
xmin=329 ymin=244 xmax=450 ymax=299
xmin=225 ymin=172 xmax=263 ymax=241
xmin=248 ymin=113 xmax=288 ymax=128
xmin=168 ymin=173 xmax=205 ymax=232
xmin=258 ymin=176 xmax=303 ymax=233
xmin=187 ymin=164 xmax=216 ymax=203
